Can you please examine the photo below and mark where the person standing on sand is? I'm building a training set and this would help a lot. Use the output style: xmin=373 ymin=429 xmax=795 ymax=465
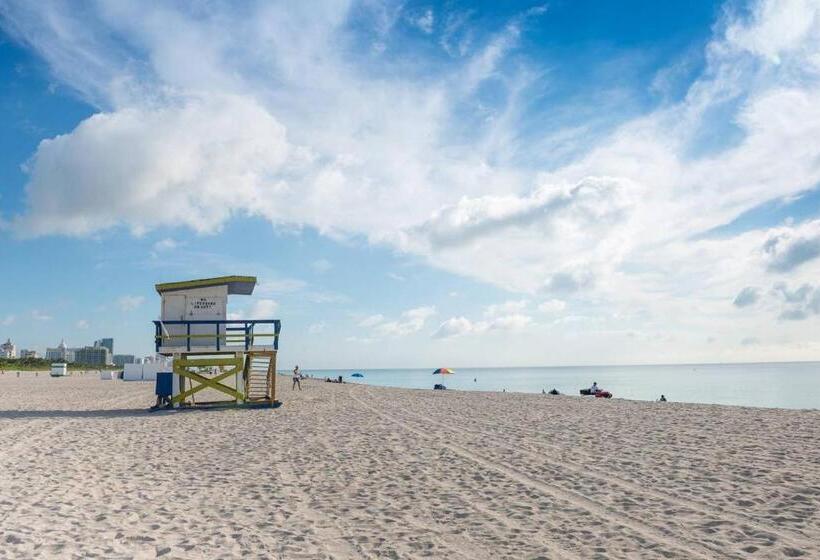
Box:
xmin=292 ymin=365 xmax=302 ymax=391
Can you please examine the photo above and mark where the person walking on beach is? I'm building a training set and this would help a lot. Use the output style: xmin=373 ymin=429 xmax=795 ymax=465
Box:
xmin=292 ymin=365 xmax=302 ymax=391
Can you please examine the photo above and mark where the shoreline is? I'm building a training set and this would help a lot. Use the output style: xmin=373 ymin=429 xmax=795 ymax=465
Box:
xmin=283 ymin=371 xmax=820 ymax=412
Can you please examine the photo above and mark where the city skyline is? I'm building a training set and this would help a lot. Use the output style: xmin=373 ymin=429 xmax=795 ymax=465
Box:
xmin=1 ymin=0 xmax=819 ymax=369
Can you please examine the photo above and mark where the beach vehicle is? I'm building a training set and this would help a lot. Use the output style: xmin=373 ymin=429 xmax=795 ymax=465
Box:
xmin=50 ymin=363 xmax=68 ymax=377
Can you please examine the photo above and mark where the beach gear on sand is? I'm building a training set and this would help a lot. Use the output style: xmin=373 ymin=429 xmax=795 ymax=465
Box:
xmin=580 ymin=388 xmax=613 ymax=398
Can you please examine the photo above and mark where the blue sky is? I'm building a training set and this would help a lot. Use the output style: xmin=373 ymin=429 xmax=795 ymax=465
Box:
xmin=1 ymin=0 xmax=819 ymax=367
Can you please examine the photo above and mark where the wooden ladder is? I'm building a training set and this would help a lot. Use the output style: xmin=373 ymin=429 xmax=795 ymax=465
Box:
xmin=244 ymin=351 xmax=276 ymax=402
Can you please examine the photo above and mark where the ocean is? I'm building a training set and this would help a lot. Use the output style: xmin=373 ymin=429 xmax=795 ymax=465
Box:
xmin=305 ymin=361 xmax=820 ymax=410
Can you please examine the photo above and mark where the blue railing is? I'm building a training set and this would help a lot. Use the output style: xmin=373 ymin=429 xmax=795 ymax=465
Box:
xmin=153 ymin=319 xmax=281 ymax=352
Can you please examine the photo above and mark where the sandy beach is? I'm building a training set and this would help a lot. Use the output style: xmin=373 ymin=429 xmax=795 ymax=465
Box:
xmin=1 ymin=374 xmax=818 ymax=559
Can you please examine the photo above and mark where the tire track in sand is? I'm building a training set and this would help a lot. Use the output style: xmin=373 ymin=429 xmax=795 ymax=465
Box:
xmin=389 ymin=394 xmax=811 ymax=555
xmin=349 ymin=388 xmax=740 ymax=560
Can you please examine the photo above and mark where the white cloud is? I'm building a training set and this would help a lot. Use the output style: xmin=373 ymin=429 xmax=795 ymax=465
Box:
xmin=308 ymin=321 xmax=326 ymax=334
xmin=538 ymin=299 xmax=566 ymax=313
xmin=432 ymin=310 xmax=533 ymax=339
xmin=484 ymin=299 xmax=528 ymax=317
xmin=4 ymin=0 xmax=820 ymax=361
xmin=75 ymin=319 xmax=89 ymax=329
xmin=358 ymin=314 xmax=385 ymax=328
xmin=13 ymin=93 xmax=294 ymax=237
xmin=1 ymin=315 xmax=14 ymax=326
xmin=247 ymin=299 xmax=279 ymax=319
xmin=409 ymin=9 xmax=434 ymax=34
xmin=31 ymin=309 xmax=52 ymax=321
xmin=375 ymin=306 xmax=437 ymax=336
xmin=257 ymin=278 xmax=308 ymax=294
xmin=762 ymin=219 xmax=820 ymax=272
xmin=733 ymin=287 xmax=760 ymax=307
xmin=432 ymin=316 xmax=474 ymax=338
xmin=152 ymin=238 xmax=179 ymax=252
xmin=117 ymin=295 xmax=145 ymax=311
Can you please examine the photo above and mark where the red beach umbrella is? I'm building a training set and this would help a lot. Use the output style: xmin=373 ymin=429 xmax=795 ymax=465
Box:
xmin=433 ymin=367 xmax=454 ymax=375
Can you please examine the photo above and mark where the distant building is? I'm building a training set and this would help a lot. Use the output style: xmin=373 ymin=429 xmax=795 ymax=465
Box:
xmin=74 ymin=346 xmax=111 ymax=366
xmin=45 ymin=339 xmax=75 ymax=362
xmin=1 ymin=338 xmax=16 ymax=358
xmin=94 ymin=338 xmax=114 ymax=355
xmin=113 ymin=354 xmax=135 ymax=367
xmin=19 ymin=349 xmax=38 ymax=359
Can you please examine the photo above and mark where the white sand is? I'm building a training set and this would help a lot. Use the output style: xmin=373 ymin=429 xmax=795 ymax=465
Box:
xmin=0 ymin=373 xmax=818 ymax=559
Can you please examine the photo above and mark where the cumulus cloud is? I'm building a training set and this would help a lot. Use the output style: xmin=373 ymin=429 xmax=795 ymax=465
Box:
xmin=432 ymin=301 xmax=534 ymax=338
xmin=432 ymin=316 xmax=475 ymax=338
xmin=13 ymin=94 xmax=294 ymax=237
xmin=544 ymin=270 xmax=594 ymax=295
xmin=375 ymin=306 xmax=437 ymax=336
xmin=733 ymin=286 xmax=760 ymax=307
xmin=247 ymin=299 xmax=279 ymax=319
xmin=762 ymin=219 xmax=820 ymax=272
xmin=355 ymin=307 xmax=436 ymax=337
xmin=772 ymin=282 xmax=820 ymax=320
xmin=4 ymin=0 xmax=820 ymax=359
xmin=117 ymin=295 xmax=145 ymax=312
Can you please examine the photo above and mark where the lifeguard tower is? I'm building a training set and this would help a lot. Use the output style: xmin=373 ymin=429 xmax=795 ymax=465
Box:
xmin=153 ymin=276 xmax=281 ymax=408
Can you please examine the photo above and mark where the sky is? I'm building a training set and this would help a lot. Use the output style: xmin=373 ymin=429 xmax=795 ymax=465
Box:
xmin=0 ymin=0 xmax=819 ymax=369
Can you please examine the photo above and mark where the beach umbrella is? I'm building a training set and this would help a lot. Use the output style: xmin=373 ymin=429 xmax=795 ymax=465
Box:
xmin=351 ymin=373 xmax=364 ymax=378
xmin=432 ymin=367 xmax=454 ymax=375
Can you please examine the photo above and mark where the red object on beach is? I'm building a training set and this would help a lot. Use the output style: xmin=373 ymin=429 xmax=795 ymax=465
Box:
xmin=595 ymin=391 xmax=612 ymax=399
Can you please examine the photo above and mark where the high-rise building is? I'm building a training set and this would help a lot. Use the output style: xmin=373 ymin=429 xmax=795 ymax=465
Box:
xmin=45 ymin=339 xmax=78 ymax=362
xmin=1 ymin=338 xmax=16 ymax=358
xmin=74 ymin=346 xmax=110 ymax=366
xmin=113 ymin=354 xmax=135 ymax=367
xmin=19 ymin=349 xmax=38 ymax=359
xmin=94 ymin=338 xmax=114 ymax=355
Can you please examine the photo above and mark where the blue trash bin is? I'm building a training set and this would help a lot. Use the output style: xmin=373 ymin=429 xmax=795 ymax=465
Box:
xmin=155 ymin=372 xmax=173 ymax=397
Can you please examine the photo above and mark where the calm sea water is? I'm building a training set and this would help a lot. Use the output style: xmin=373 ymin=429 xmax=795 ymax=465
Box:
xmin=304 ymin=362 xmax=820 ymax=410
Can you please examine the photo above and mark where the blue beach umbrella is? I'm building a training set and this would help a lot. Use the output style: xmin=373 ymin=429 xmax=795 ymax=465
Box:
xmin=351 ymin=373 xmax=364 ymax=378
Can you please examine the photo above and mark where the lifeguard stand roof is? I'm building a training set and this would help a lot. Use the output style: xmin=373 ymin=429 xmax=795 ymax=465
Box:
xmin=155 ymin=275 xmax=257 ymax=295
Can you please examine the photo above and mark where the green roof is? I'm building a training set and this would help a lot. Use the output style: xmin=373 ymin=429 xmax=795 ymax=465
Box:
xmin=155 ymin=276 xmax=257 ymax=295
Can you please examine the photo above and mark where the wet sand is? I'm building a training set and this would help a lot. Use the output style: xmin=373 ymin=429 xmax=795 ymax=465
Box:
xmin=0 ymin=373 xmax=818 ymax=559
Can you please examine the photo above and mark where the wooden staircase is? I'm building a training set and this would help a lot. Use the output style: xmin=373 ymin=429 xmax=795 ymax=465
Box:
xmin=244 ymin=351 xmax=276 ymax=402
